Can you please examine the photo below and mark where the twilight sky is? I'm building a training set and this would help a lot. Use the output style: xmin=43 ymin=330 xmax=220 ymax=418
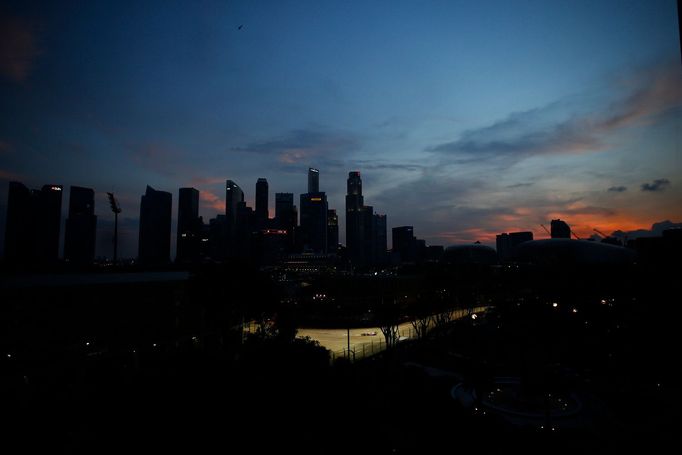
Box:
xmin=1 ymin=0 xmax=681 ymax=258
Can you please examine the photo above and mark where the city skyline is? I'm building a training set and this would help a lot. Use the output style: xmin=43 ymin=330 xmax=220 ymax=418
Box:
xmin=1 ymin=0 xmax=681 ymax=259
xmin=4 ymin=166 xmax=680 ymax=262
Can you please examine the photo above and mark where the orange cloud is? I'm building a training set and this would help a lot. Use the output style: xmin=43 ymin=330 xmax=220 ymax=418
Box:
xmin=436 ymin=228 xmax=498 ymax=244
xmin=190 ymin=176 xmax=225 ymax=186
xmin=278 ymin=148 xmax=317 ymax=164
xmin=199 ymin=189 xmax=224 ymax=212
xmin=600 ymin=62 xmax=682 ymax=131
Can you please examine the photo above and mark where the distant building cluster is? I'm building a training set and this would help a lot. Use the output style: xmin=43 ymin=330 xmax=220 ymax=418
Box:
xmin=2 ymin=168 xmax=445 ymax=268
xmin=496 ymin=231 xmax=534 ymax=263
xmin=345 ymin=171 xmax=388 ymax=266
xmin=5 ymin=174 xmax=678 ymax=270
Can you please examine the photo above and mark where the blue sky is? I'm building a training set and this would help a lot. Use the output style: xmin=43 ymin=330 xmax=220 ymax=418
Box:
xmin=1 ymin=0 xmax=681 ymax=258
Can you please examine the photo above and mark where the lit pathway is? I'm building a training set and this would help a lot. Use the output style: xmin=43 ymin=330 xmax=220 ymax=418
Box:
xmin=297 ymin=306 xmax=487 ymax=360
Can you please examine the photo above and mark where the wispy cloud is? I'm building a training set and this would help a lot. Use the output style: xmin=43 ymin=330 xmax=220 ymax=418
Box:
xmin=640 ymin=178 xmax=671 ymax=192
xmin=428 ymin=107 xmax=601 ymax=162
xmin=0 ymin=16 xmax=41 ymax=82
xmin=608 ymin=186 xmax=627 ymax=192
xmin=350 ymin=160 xmax=424 ymax=172
xmin=507 ymin=182 xmax=534 ymax=189
xmin=427 ymin=61 xmax=682 ymax=165
xmin=233 ymin=127 xmax=359 ymax=166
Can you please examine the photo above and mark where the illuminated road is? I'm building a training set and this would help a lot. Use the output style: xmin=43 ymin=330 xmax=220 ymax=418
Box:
xmin=297 ymin=306 xmax=487 ymax=359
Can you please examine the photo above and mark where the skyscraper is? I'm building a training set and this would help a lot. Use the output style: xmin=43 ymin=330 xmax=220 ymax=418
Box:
xmin=275 ymin=193 xmax=295 ymax=229
xmin=362 ymin=204 xmax=374 ymax=263
xmin=225 ymin=180 xmax=244 ymax=224
xmin=138 ymin=185 xmax=172 ymax=264
xmin=235 ymin=200 xmax=254 ymax=260
xmin=300 ymin=192 xmax=328 ymax=253
xmin=275 ymin=192 xmax=297 ymax=252
xmin=176 ymin=187 xmax=201 ymax=263
xmin=308 ymin=167 xmax=319 ymax=193
xmin=208 ymin=215 xmax=227 ymax=261
xmin=300 ymin=168 xmax=327 ymax=253
xmin=345 ymin=171 xmax=365 ymax=264
xmin=255 ymin=178 xmax=269 ymax=228
xmin=225 ymin=180 xmax=244 ymax=257
xmin=392 ymin=226 xmax=416 ymax=263
xmin=5 ymin=182 xmax=63 ymax=264
xmin=551 ymin=219 xmax=571 ymax=239
xmin=373 ymin=213 xmax=387 ymax=264
xmin=327 ymin=209 xmax=339 ymax=253
xmin=4 ymin=181 xmax=32 ymax=263
xmin=37 ymin=184 xmax=63 ymax=263
xmin=64 ymin=186 xmax=97 ymax=265
xmin=497 ymin=231 xmax=533 ymax=262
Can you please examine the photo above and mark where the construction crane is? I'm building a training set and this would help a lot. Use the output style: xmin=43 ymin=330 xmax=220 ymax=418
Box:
xmin=593 ymin=228 xmax=608 ymax=238
xmin=594 ymin=228 xmax=623 ymax=246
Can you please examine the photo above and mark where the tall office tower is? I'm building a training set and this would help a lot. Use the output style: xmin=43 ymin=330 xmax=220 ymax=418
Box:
xmin=64 ymin=186 xmax=97 ymax=265
xmin=308 ymin=167 xmax=319 ymax=193
xmin=551 ymin=219 xmax=571 ymax=239
xmin=415 ymin=238 xmax=428 ymax=262
xmin=235 ymin=201 xmax=254 ymax=259
xmin=300 ymin=192 xmax=328 ymax=253
xmin=225 ymin=180 xmax=245 ymax=257
xmin=275 ymin=193 xmax=295 ymax=229
xmin=255 ymin=178 xmax=269 ymax=229
xmin=497 ymin=231 xmax=534 ymax=262
xmin=291 ymin=204 xmax=298 ymax=245
xmin=176 ymin=187 xmax=201 ymax=263
xmin=327 ymin=209 xmax=339 ymax=253
xmin=275 ymin=192 xmax=297 ymax=251
xmin=37 ymin=184 xmax=63 ymax=262
xmin=225 ymin=180 xmax=244 ymax=223
xmin=345 ymin=171 xmax=365 ymax=264
xmin=372 ymin=213 xmax=387 ymax=264
xmin=138 ymin=185 xmax=172 ymax=264
xmin=4 ymin=181 xmax=32 ymax=262
xmin=4 ymin=182 xmax=63 ymax=264
xmin=208 ymin=215 xmax=227 ymax=261
xmin=298 ymin=168 xmax=327 ymax=253
xmin=362 ymin=205 xmax=374 ymax=263
xmin=392 ymin=226 xmax=416 ymax=263
xmin=510 ymin=231 xmax=533 ymax=246
xmin=496 ymin=233 xmax=510 ymax=262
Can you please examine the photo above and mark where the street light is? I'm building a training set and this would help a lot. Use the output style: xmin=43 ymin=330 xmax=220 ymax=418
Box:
xmin=107 ymin=192 xmax=122 ymax=265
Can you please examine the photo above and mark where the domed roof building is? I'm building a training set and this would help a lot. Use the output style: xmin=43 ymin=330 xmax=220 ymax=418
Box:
xmin=512 ymin=239 xmax=636 ymax=266
xmin=441 ymin=244 xmax=498 ymax=266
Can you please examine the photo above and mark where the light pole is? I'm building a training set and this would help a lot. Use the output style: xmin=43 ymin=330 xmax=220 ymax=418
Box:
xmin=107 ymin=192 xmax=122 ymax=265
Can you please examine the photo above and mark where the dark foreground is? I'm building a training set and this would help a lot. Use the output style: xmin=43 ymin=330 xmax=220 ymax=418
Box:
xmin=3 ymin=265 xmax=681 ymax=453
